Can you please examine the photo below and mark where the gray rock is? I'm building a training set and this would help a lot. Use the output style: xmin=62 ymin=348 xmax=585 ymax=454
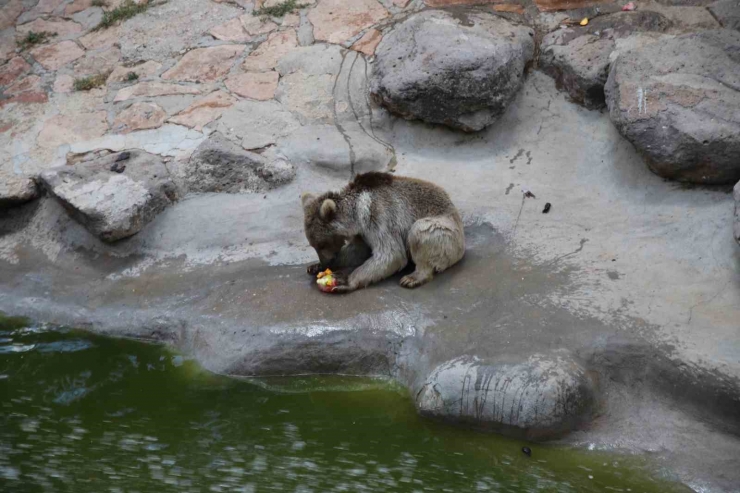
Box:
xmin=0 ymin=174 xmax=38 ymax=209
xmin=38 ymin=151 xmax=178 ymax=242
xmin=216 ymin=99 xmax=301 ymax=150
xmin=416 ymin=354 xmax=596 ymax=439
xmin=605 ymin=30 xmax=740 ymax=185
xmin=369 ymin=9 xmax=534 ymax=132
xmin=540 ymin=11 xmax=672 ymax=109
xmin=709 ymin=0 xmax=740 ymax=31
xmin=175 ymin=132 xmax=295 ymax=194
xmin=734 ymin=181 xmax=740 ymax=246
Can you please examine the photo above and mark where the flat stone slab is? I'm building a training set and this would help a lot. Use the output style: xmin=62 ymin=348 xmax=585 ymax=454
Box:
xmin=225 ymin=71 xmax=279 ymax=100
xmin=38 ymin=151 xmax=178 ymax=242
xmin=30 ymin=40 xmax=85 ymax=71
xmin=605 ymin=29 xmax=740 ymax=184
xmin=114 ymin=82 xmax=202 ymax=102
xmin=308 ymin=0 xmax=389 ymax=44
xmin=168 ymin=90 xmax=237 ymax=131
xmin=370 ymin=9 xmax=534 ymax=132
xmin=0 ymin=57 xmax=31 ymax=87
xmin=112 ymin=102 xmax=168 ymax=134
xmin=242 ymin=30 xmax=298 ymax=72
xmin=162 ymin=45 xmax=245 ymax=82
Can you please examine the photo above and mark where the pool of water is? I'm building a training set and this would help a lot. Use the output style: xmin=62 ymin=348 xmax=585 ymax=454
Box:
xmin=0 ymin=314 xmax=690 ymax=493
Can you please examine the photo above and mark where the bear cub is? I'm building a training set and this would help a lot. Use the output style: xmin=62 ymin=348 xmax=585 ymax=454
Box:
xmin=302 ymin=172 xmax=465 ymax=292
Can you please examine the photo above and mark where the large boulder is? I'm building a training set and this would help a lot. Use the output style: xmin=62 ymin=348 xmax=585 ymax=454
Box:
xmin=540 ymin=11 xmax=672 ymax=109
xmin=605 ymin=30 xmax=740 ymax=184
xmin=734 ymin=181 xmax=740 ymax=246
xmin=174 ymin=132 xmax=296 ymax=194
xmin=416 ymin=353 xmax=596 ymax=440
xmin=38 ymin=151 xmax=178 ymax=242
xmin=0 ymin=173 xmax=38 ymax=209
xmin=369 ymin=9 xmax=535 ymax=132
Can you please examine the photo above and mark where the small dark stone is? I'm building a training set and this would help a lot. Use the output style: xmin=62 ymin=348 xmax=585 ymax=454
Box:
xmin=116 ymin=152 xmax=131 ymax=162
xmin=110 ymin=162 xmax=126 ymax=173
xmin=522 ymin=446 xmax=532 ymax=457
xmin=543 ymin=202 xmax=551 ymax=213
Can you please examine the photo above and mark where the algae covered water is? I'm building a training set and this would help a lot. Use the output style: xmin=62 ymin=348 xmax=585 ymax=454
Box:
xmin=0 ymin=316 xmax=689 ymax=493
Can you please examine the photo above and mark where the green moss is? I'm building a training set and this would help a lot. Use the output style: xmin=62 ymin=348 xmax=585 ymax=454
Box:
xmin=126 ymin=71 xmax=139 ymax=81
xmin=91 ymin=0 xmax=107 ymax=6
xmin=94 ymin=0 xmax=150 ymax=31
xmin=253 ymin=0 xmax=308 ymax=17
xmin=73 ymin=72 xmax=110 ymax=91
xmin=18 ymin=31 xmax=55 ymax=50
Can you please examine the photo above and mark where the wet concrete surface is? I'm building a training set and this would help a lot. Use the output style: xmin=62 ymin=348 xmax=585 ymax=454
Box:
xmin=1 ymin=73 xmax=740 ymax=491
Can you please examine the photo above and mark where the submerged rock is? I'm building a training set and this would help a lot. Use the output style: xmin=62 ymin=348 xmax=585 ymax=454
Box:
xmin=416 ymin=353 xmax=595 ymax=440
xmin=38 ymin=151 xmax=178 ymax=242
xmin=540 ymin=11 xmax=672 ymax=109
xmin=605 ymin=30 xmax=740 ymax=185
xmin=0 ymin=174 xmax=38 ymax=209
xmin=174 ymin=132 xmax=295 ymax=194
xmin=369 ymin=9 xmax=534 ymax=132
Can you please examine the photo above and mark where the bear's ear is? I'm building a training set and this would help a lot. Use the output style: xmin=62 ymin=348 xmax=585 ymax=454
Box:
xmin=319 ymin=198 xmax=337 ymax=221
xmin=301 ymin=193 xmax=315 ymax=210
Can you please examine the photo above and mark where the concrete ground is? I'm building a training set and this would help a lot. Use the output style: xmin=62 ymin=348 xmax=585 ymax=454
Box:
xmin=1 ymin=0 xmax=739 ymax=490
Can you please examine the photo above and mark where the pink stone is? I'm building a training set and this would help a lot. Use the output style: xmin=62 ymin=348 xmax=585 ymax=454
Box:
xmin=30 ymin=40 xmax=85 ymax=71
xmin=282 ymin=13 xmax=300 ymax=27
xmin=0 ymin=91 xmax=48 ymax=108
xmin=64 ymin=0 xmax=93 ymax=15
xmin=113 ymin=82 xmax=202 ymax=102
xmin=225 ymin=71 xmax=279 ymax=100
xmin=73 ymin=46 xmax=121 ymax=77
xmin=29 ymin=0 xmax=65 ymax=15
xmin=392 ymin=0 xmax=410 ymax=6
xmin=0 ymin=0 xmax=24 ymax=31
xmin=350 ymin=29 xmax=382 ymax=56
xmin=162 ymin=45 xmax=245 ymax=82
xmin=107 ymin=60 xmax=162 ymax=83
xmin=0 ymin=56 xmax=31 ymax=86
xmin=209 ymin=18 xmax=252 ymax=42
xmin=16 ymin=18 xmax=84 ymax=38
xmin=239 ymin=14 xmax=277 ymax=36
xmin=37 ymin=111 xmax=108 ymax=148
xmin=5 ymin=74 xmax=42 ymax=95
xmin=112 ymin=102 xmax=168 ymax=134
xmin=54 ymin=74 xmax=75 ymax=93
xmin=242 ymin=29 xmax=297 ymax=72
xmin=168 ymin=90 xmax=236 ymax=131
xmin=79 ymin=26 xmax=121 ymax=50
xmin=308 ymin=0 xmax=389 ymax=45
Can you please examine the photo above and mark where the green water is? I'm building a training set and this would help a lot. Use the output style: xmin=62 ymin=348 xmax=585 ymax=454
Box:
xmin=0 ymin=315 xmax=689 ymax=493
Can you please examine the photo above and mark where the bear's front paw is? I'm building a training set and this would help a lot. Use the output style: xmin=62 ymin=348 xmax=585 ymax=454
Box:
xmin=307 ymin=263 xmax=323 ymax=276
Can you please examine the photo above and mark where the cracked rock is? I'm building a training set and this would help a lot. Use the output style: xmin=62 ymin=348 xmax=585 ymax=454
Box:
xmin=605 ymin=30 xmax=740 ymax=185
xmin=369 ymin=9 xmax=534 ymax=132
xmin=416 ymin=354 xmax=596 ymax=440
xmin=540 ymin=11 xmax=672 ymax=109
xmin=38 ymin=151 xmax=178 ymax=242
xmin=172 ymin=132 xmax=295 ymax=194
